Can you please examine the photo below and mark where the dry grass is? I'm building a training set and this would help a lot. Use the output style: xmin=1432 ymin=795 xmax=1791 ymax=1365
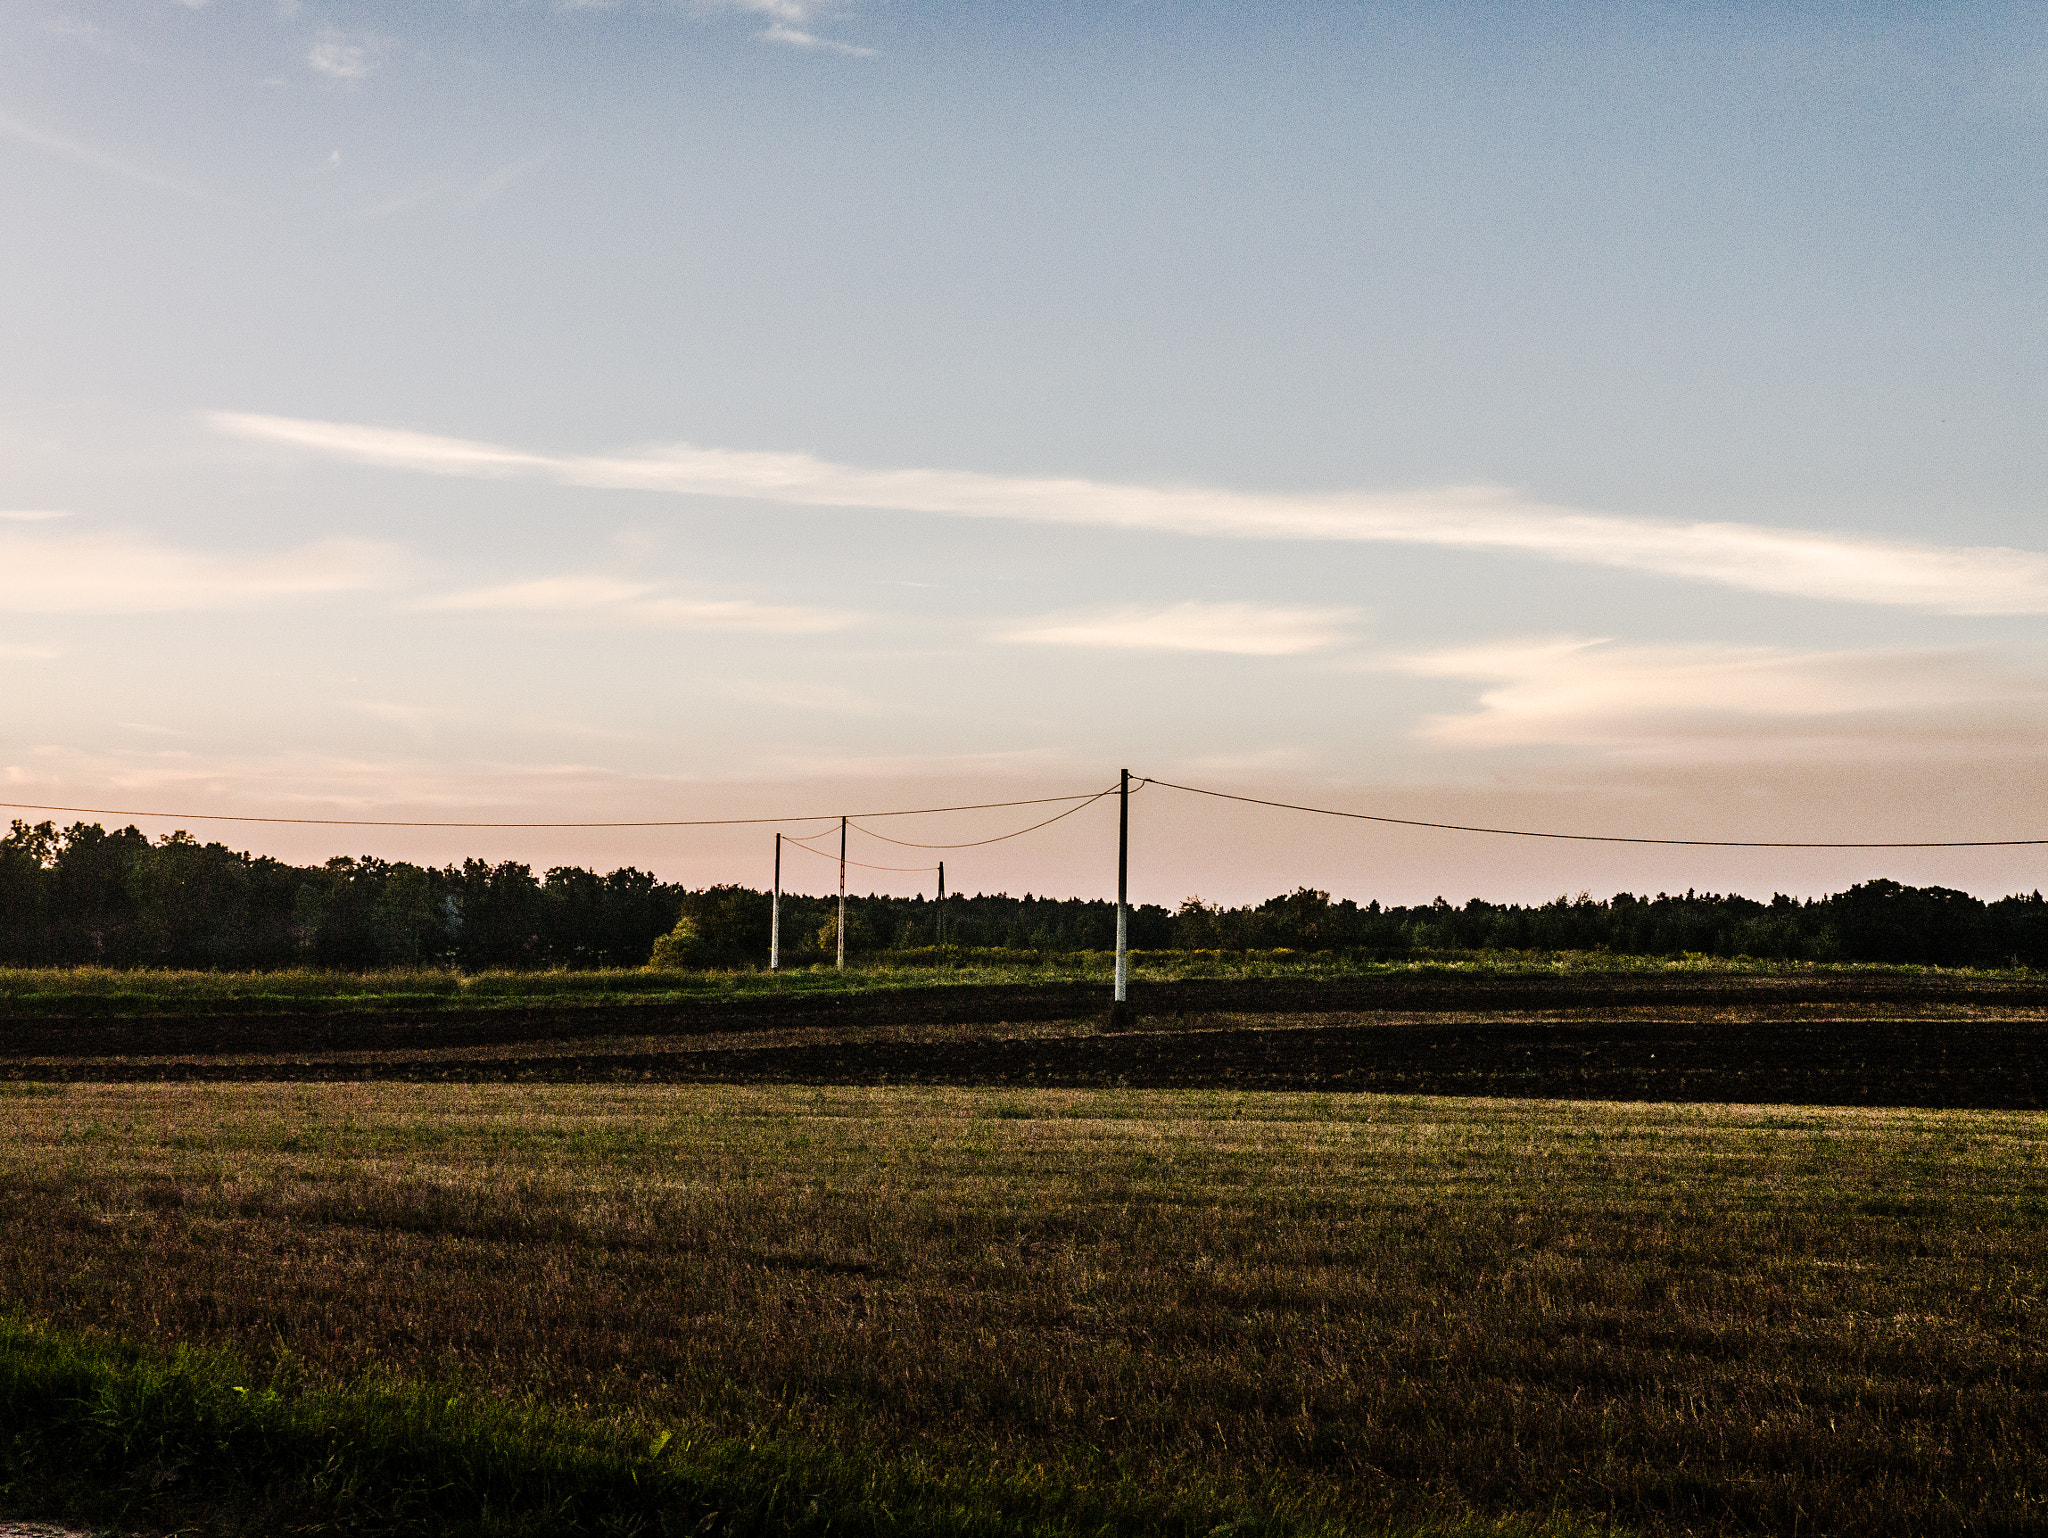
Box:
xmin=1 ymin=1081 xmax=2043 ymax=1534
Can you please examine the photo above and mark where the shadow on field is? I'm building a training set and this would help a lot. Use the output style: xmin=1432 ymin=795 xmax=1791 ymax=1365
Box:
xmin=4 ymin=974 xmax=2046 ymax=1107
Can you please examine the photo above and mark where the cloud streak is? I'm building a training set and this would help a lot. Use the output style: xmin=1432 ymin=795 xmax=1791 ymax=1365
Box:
xmin=423 ymin=574 xmax=851 ymax=633
xmin=722 ymin=680 xmax=888 ymax=714
xmin=307 ymin=27 xmax=386 ymax=80
xmin=0 ymin=112 xmax=200 ymax=195
xmin=1001 ymin=601 xmax=1358 ymax=655
xmin=211 ymin=412 xmax=2048 ymax=614
xmin=351 ymin=156 xmax=549 ymax=222
xmin=700 ymin=0 xmax=874 ymax=53
xmin=1395 ymin=637 xmax=2048 ymax=758
xmin=756 ymin=22 xmax=875 ymax=54
xmin=0 ymin=528 xmax=401 ymax=613
xmin=459 ymin=153 xmax=549 ymax=208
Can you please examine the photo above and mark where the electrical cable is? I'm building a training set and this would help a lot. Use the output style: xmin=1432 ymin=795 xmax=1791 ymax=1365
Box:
xmin=16 ymin=772 xmax=2034 ymax=851
xmin=1138 ymin=776 xmax=2048 ymax=850
xmin=0 ymin=789 xmax=1106 ymax=831
xmin=774 ymin=833 xmax=936 ymax=875
xmin=846 ymin=783 xmax=1122 ymax=848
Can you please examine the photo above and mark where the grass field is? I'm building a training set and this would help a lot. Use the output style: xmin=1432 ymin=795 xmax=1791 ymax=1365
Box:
xmin=2 ymin=1079 xmax=2043 ymax=1535
xmin=0 ymin=949 xmax=2020 ymax=1016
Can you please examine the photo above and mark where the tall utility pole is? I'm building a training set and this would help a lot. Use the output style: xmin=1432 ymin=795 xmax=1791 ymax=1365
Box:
xmin=769 ymin=833 xmax=781 ymax=972
xmin=836 ymin=815 xmax=847 ymax=971
xmin=937 ymin=860 xmax=945 ymax=949
xmin=1114 ymin=767 xmax=1129 ymax=1010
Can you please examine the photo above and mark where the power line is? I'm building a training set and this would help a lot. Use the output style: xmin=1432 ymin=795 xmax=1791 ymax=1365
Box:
xmin=778 ymin=830 xmax=936 ymax=874
xmin=779 ymin=781 xmax=1128 ymax=879
xmin=10 ymin=774 xmax=2041 ymax=851
xmin=0 ymin=790 xmax=1106 ymax=831
xmin=1139 ymin=776 xmax=2048 ymax=850
xmin=848 ymin=784 xmax=1123 ymax=848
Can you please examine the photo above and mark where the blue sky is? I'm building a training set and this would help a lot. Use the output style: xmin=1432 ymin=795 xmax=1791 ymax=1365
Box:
xmin=3 ymin=1 xmax=2046 ymax=904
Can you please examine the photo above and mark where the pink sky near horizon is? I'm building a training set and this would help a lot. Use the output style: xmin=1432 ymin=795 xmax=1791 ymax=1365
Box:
xmin=4 ymin=3 xmax=2044 ymax=903
xmin=8 ymin=758 xmax=2044 ymax=907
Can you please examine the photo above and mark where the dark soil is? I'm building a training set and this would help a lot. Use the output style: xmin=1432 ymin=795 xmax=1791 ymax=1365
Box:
xmin=7 ymin=972 xmax=2048 ymax=1053
xmin=5 ymin=974 xmax=2046 ymax=1107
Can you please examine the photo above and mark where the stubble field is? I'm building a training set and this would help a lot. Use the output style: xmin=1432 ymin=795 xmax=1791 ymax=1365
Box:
xmin=1 ymin=1068 xmax=2043 ymax=1535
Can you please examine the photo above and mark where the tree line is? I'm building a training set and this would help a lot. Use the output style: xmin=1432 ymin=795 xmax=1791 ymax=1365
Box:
xmin=4 ymin=819 xmax=2048 ymax=970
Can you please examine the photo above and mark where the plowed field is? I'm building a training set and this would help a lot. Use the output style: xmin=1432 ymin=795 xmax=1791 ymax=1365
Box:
xmin=8 ymin=973 xmax=2045 ymax=1106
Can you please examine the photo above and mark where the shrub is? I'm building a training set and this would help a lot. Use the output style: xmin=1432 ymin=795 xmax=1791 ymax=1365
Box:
xmin=646 ymin=916 xmax=707 ymax=970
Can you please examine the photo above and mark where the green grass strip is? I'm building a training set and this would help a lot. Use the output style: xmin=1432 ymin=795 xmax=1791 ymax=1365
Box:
xmin=0 ymin=1318 xmax=1606 ymax=1538
xmin=0 ymin=949 xmax=2021 ymax=1018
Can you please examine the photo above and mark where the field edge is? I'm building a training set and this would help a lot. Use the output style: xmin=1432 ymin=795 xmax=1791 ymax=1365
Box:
xmin=0 ymin=1317 xmax=1605 ymax=1538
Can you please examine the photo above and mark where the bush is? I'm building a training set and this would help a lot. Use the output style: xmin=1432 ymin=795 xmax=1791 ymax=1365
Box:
xmin=646 ymin=916 xmax=707 ymax=970
xmin=815 ymin=910 xmax=871 ymax=958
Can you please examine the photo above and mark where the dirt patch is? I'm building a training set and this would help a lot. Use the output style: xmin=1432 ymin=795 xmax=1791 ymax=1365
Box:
xmin=4 ymin=977 xmax=2045 ymax=1108
xmin=7 ymin=972 xmax=2048 ymax=1053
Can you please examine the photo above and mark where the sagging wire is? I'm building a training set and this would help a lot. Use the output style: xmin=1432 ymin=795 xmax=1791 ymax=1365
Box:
xmin=845 ymin=782 xmax=1125 ymax=848
xmin=1137 ymin=776 xmax=2048 ymax=849
xmin=0 ymin=789 xmax=1112 ymax=831
xmin=776 ymin=829 xmax=937 ymax=875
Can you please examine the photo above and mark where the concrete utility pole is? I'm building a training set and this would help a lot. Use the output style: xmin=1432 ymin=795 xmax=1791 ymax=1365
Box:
xmin=837 ymin=815 xmax=847 ymax=971
xmin=770 ymin=833 xmax=781 ymax=972
xmin=937 ymin=860 xmax=945 ymax=948
xmin=1115 ymin=767 xmax=1129 ymax=1011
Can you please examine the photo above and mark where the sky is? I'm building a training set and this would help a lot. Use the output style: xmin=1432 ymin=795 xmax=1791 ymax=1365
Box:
xmin=3 ymin=0 xmax=2047 ymax=906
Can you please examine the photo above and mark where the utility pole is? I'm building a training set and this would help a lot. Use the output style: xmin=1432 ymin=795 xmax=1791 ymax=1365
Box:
xmin=1114 ymin=767 xmax=1129 ymax=1016
xmin=937 ymin=860 xmax=945 ymax=949
xmin=770 ymin=833 xmax=781 ymax=972
xmin=837 ymin=815 xmax=847 ymax=971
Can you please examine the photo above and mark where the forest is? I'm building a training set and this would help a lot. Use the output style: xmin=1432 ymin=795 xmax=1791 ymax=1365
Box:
xmin=5 ymin=818 xmax=2048 ymax=970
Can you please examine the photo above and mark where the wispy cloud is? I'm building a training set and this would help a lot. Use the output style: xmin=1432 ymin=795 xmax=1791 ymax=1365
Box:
xmin=0 ymin=746 xmax=685 ymax=820
xmin=757 ymin=22 xmax=875 ymax=55
xmin=459 ymin=153 xmax=548 ymax=208
xmin=338 ymin=697 xmax=647 ymax=744
xmin=307 ymin=27 xmax=386 ymax=80
xmin=1002 ymin=601 xmax=1359 ymax=655
xmin=0 ymin=529 xmax=402 ymax=613
xmin=1394 ymin=637 xmax=2048 ymax=759
xmin=46 ymin=15 xmax=111 ymax=47
xmin=212 ymin=411 xmax=2048 ymax=614
xmin=354 ymin=176 xmax=452 ymax=220
xmin=695 ymin=0 xmax=874 ymax=54
xmin=0 ymin=112 xmax=200 ymax=195
xmin=751 ymin=747 xmax=1075 ymax=781
xmin=349 ymin=155 xmax=549 ymax=220
xmin=0 ymin=510 xmax=70 ymax=522
xmin=349 ymin=699 xmax=444 ymax=729
xmin=423 ymin=574 xmax=851 ymax=633
xmin=220 ymin=414 xmax=547 ymax=475
xmin=0 ymin=645 xmax=60 ymax=661
xmin=723 ymin=680 xmax=888 ymax=714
